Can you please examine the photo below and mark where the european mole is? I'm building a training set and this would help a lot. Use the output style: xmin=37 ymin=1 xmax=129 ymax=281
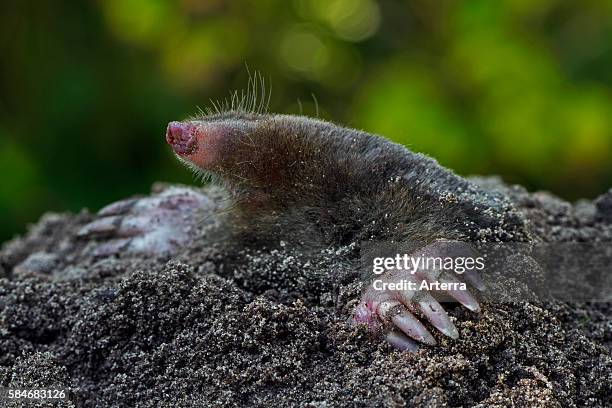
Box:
xmin=160 ymin=108 xmax=529 ymax=351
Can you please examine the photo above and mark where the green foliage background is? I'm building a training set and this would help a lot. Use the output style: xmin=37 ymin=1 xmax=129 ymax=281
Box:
xmin=1 ymin=0 xmax=612 ymax=241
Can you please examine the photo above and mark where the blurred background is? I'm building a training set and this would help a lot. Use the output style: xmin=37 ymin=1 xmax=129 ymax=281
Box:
xmin=1 ymin=0 xmax=612 ymax=242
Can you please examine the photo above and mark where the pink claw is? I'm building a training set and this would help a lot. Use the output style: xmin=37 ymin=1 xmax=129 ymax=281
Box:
xmin=385 ymin=331 xmax=419 ymax=352
xmin=392 ymin=312 xmax=437 ymax=345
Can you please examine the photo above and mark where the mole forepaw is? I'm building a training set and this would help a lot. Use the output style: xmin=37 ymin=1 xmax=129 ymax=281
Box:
xmin=78 ymin=187 xmax=213 ymax=257
xmin=352 ymin=240 xmax=484 ymax=352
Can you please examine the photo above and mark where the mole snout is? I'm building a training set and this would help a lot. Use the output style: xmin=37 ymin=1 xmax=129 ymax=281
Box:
xmin=166 ymin=121 xmax=197 ymax=156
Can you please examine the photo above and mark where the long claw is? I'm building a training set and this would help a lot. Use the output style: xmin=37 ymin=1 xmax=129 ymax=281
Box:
xmin=78 ymin=216 xmax=121 ymax=237
xmin=438 ymin=275 xmax=480 ymax=312
xmin=116 ymin=215 xmax=155 ymax=237
xmin=92 ymin=238 xmax=131 ymax=256
xmin=392 ymin=312 xmax=437 ymax=345
xmin=417 ymin=294 xmax=459 ymax=339
xmin=377 ymin=300 xmax=436 ymax=345
xmin=376 ymin=300 xmax=436 ymax=346
xmin=98 ymin=198 xmax=139 ymax=216
xmin=464 ymin=269 xmax=485 ymax=291
xmin=385 ymin=331 xmax=419 ymax=352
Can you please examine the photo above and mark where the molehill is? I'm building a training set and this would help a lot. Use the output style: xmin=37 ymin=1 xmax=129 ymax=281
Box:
xmin=0 ymin=180 xmax=611 ymax=407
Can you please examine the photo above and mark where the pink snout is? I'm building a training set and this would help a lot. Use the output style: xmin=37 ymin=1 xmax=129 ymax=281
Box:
xmin=166 ymin=121 xmax=197 ymax=155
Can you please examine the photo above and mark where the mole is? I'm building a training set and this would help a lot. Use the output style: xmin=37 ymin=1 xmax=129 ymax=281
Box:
xmin=79 ymin=94 xmax=531 ymax=352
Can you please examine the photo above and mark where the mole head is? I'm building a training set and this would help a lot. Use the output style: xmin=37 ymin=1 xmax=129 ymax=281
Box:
xmin=166 ymin=118 xmax=253 ymax=170
xmin=166 ymin=113 xmax=328 ymax=184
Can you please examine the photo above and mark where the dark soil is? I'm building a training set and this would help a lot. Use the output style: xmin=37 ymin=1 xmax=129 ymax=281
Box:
xmin=1 ymin=180 xmax=610 ymax=407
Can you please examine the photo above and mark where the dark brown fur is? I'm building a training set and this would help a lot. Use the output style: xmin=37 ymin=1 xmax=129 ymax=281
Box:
xmin=189 ymin=112 xmax=530 ymax=248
